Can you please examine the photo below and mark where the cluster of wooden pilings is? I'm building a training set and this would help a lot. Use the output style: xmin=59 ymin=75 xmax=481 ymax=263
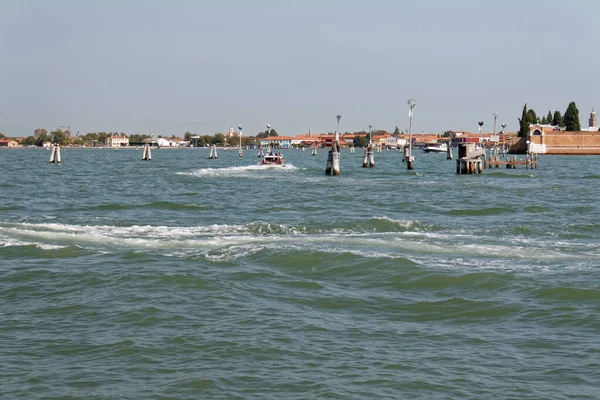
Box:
xmin=456 ymin=143 xmax=485 ymax=174
xmin=208 ymin=144 xmax=218 ymax=159
xmin=142 ymin=144 xmax=152 ymax=160
xmin=456 ymin=158 xmax=483 ymax=174
xmin=49 ymin=145 xmax=61 ymax=164
xmin=485 ymin=153 xmax=539 ymax=169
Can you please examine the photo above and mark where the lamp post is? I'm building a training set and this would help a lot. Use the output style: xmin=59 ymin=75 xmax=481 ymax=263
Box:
xmin=493 ymin=111 xmax=498 ymax=135
xmin=501 ymin=123 xmax=507 ymax=154
xmin=405 ymin=98 xmax=416 ymax=170
xmin=368 ymin=125 xmax=372 ymax=146
xmin=478 ymin=121 xmax=484 ymax=147
xmin=238 ymin=124 xmax=243 ymax=157
xmin=336 ymin=114 xmax=342 ymax=142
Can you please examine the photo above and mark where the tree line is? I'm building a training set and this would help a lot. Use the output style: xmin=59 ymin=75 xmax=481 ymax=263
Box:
xmin=18 ymin=129 xmax=279 ymax=147
xmin=518 ymin=101 xmax=589 ymax=137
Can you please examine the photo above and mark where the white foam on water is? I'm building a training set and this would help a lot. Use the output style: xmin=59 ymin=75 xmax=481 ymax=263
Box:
xmin=0 ymin=235 xmax=67 ymax=250
xmin=0 ymin=221 xmax=591 ymax=268
xmin=178 ymin=163 xmax=300 ymax=178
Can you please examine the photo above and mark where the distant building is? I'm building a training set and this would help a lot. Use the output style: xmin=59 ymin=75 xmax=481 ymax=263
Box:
xmin=260 ymin=136 xmax=302 ymax=148
xmin=385 ymin=135 xmax=406 ymax=149
xmin=156 ymin=137 xmax=188 ymax=147
xmin=105 ymin=135 xmax=129 ymax=147
xmin=582 ymin=108 xmax=599 ymax=131
xmin=0 ymin=139 xmax=19 ymax=148
xmin=227 ymin=127 xmax=241 ymax=137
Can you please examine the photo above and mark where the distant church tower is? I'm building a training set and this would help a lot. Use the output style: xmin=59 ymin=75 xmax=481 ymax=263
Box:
xmin=589 ymin=108 xmax=597 ymax=129
xmin=228 ymin=126 xmax=234 ymax=137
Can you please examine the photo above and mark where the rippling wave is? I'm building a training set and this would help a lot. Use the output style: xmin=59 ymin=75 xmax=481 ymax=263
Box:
xmin=1 ymin=150 xmax=599 ymax=399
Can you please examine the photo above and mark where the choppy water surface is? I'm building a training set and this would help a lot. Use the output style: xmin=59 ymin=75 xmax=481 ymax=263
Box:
xmin=1 ymin=148 xmax=599 ymax=399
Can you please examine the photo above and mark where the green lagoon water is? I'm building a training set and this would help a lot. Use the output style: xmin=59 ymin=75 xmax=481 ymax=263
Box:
xmin=1 ymin=147 xmax=599 ymax=399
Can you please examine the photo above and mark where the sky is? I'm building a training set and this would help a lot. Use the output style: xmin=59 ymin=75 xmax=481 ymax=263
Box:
xmin=1 ymin=0 xmax=599 ymax=137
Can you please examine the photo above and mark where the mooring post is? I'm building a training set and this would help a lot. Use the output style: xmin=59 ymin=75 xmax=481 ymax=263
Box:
xmin=49 ymin=145 xmax=56 ymax=163
xmin=332 ymin=141 xmax=340 ymax=175
xmin=326 ymin=140 xmax=340 ymax=175
xmin=325 ymin=148 xmax=333 ymax=174
xmin=363 ymin=147 xmax=368 ymax=168
xmin=56 ymin=145 xmax=61 ymax=164
xmin=142 ymin=143 xmax=152 ymax=160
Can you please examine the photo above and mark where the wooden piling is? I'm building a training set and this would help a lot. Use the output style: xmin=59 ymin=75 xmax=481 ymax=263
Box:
xmin=326 ymin=141 xmax=340 ymax=175
xmin=49 ymin=145 xmax=56 ymax=163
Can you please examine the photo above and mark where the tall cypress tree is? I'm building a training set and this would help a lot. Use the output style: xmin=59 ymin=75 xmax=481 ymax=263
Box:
xmin=553 ymin=110 xmax=564 ymax=127
xmin=546 ymin=111 xmax=552 ymax=124
xmin=564 ymin=102 xmax=581 ymax=131
xmin=527 ymin=109 xmax=539 ymax=124
xmin=518 ymin=104 xmax=530 ymax=137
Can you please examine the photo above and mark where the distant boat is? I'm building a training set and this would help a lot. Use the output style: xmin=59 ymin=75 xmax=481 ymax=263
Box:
xmin=423 ymin=142 xmax=448 ymax=153
xmin=262 ymin=152 xmax=284 ymax=166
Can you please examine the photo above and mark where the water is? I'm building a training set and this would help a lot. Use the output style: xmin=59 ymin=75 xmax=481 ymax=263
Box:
xmin=1 ymin=147 xmax=599 ymax=399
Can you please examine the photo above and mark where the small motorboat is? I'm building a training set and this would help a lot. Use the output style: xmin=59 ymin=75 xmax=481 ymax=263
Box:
xmin=262 ymin=153 xmax=284 ymax=165
xmin=423 ymin=142 xmax=448 ymax=153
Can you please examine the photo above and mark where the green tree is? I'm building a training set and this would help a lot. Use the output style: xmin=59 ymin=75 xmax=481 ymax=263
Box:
xmin=50 ymin=130 xmax=67 ymax=145
xmin=353 ymin=135 xmax=370 ymax=147
xmin=0 ymin=133 xmax=5 ymax=139
xmin=546 ymin=111 xmax=553 ymax=124
xmin=129 ymin=134 xmax=151 ymax=144
xmin=393 ymin=126 xmax=400 ymax=135
xmin=213 ymin=133 xmax=226 ymax=146
xmin=552 ymin=110 xmax=564 ymax=127
xmin=526 ymin=109 xmax=538 ymax=124
xmin=564 ymin=101 xmax=581 ymax=131
xmin=22 ymin=136 xmax=36 ymax=145
xmin=541 ymin=116 xmax=548 ymax=124
xmin=34 ymin=131 xmax=50 ymax=146
xmin=518 ymin=104 xmax=530 ymax=137
xmin=257 ymin=129 xmax=278 ymax=138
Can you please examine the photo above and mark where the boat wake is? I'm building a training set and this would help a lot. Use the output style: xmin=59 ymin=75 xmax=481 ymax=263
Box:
xmin=179 ymin=164 xmax=299 ymax=177
xmin=0 ymin=219 xmax=592 ymax=271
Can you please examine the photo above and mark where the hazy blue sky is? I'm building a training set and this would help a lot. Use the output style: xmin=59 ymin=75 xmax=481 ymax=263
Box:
xmin=1 ymin=0 xmax=598 ymax=137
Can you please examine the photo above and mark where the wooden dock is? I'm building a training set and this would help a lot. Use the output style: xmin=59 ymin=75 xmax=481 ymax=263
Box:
xmin=485 ymin=154 xmax=539 ymax=169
